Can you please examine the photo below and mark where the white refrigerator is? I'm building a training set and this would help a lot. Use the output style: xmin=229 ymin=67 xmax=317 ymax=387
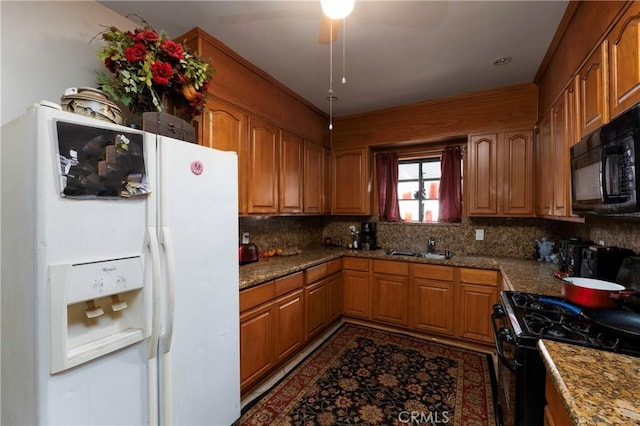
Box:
xmin=1 ymin=102 xmax=241 ymax=425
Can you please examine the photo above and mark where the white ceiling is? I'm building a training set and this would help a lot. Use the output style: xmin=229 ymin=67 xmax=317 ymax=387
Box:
xmin=99 ymin=0 xmax=568 ymax=117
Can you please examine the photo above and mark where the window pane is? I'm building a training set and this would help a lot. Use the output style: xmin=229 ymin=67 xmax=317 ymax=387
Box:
xmin=399 ymin=163 xmax=419 ymax=180
xmin=399 ymin=200 xmax=419 ymax=222
xmin=423 ymin=200 xmax=439 ymax=222
xmin=398 ymin=182 xmax=419 ymax=200
xmin=422 ymin=161 xmax=441 ymax=179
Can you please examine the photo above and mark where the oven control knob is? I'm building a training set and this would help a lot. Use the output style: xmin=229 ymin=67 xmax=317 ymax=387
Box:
xmin=498 ymin=325 xmax=515 ymax=344
xmin=492 ymin=304 xmax=505 ymax=317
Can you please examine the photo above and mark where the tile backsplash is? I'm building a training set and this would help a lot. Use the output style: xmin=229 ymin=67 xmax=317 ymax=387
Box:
xmin=240 ymin=215 xmax=640 ymax=259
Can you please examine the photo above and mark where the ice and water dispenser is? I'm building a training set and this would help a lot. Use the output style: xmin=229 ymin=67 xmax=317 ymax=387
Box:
xmin=49 ymin=256 xmax=147 ymax=373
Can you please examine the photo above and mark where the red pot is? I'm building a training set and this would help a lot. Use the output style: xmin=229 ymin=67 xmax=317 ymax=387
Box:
xmin=561 ymin=277 xmax=638 ymax=308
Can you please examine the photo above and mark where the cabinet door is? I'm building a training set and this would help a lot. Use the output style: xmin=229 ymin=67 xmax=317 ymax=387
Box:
xmin=372 ymin=273 xmax=409 ymax=326
xmin=467 ymin=134 xmax=498 ymax=215
xmin=456 ymin=283 xmax=498 ymax=344
xmin=536 ymin=114 xmax=553 ymax=216
xmin=551 ymin=96 xmax=569 ymax=218
xmin=326 ymin=272 xmax=343 ymax=323
xmin=248 ymin=117 xmax=279 ymax=214
xmin=303 ymin=141 xmax=324 ymax=214
xmin=413 ymin=278 xmax=455 ymax=336
xmin=305 ymin=279 xmax=327 ymax=339
xmin=343 ymin=269 xmax=371 ymax=319
xmin=273 ymin=290 xmax=304 ymax=363
xmin=279 ymin=130 xmax=303 ymax=213
xmin=323 ymin=147 xmax=332 ymax=214
xmin=579 ymin=42 xmax=609 ymax=138
xmin=501 ymin=130 xmax=535 ymax=216
xmin=332 ymin=148 xmax=371 ymax=215
xmin=201 ymin=97 xmax=248 ymax=214
xmin=609 ymin=6 xmax=640 ymax=119
xmin=239 ymin=304 xmax=273 ymax=391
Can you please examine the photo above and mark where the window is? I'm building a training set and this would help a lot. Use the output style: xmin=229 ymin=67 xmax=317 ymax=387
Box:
xmin=398 ymin=158 xmax=441 ymax=222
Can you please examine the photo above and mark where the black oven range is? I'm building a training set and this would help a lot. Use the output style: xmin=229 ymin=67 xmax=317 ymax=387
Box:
xmin=491 ymin=291 xmax=640 ymax=426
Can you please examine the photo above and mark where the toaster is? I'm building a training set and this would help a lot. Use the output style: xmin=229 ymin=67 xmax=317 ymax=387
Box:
xmin=239 ymin=243 xmax=259 ymax=266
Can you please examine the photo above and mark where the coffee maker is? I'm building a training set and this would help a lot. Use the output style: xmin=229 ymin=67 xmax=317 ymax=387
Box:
xmin=360 ymin=222 xmax=377 ymax=251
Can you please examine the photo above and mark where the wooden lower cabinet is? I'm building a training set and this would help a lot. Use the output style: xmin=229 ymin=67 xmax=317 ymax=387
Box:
xmin=273 ymin=290 xmax=304 ymax=363
xmin=456 ymin=268 xmax=499 ymax=344
xmin=240 ymin=258 xmax=501 ymax=393
xmin=412 ymin=264 xmax=456 ymax=336
xmin=544 ymin=373 xmax=572 ymax=426
xmin=327 ymin=272 xmax=343 ymax=323
xmin=343 ymin=257 xmax=371 ymax=319
xmin=372 ymin=260 xmax=409 ymax=326
xmin=239 ymin=304 xmax=273 ymax=391
xmin=305 ymin=280 xmax=327 ymax=339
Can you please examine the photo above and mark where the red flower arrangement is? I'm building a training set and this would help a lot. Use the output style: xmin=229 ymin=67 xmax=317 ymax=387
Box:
xmin=96 ymin=24 xmax=212 ymax=121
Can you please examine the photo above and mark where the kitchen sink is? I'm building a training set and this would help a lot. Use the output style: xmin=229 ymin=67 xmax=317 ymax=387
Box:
xmin=387 ymin=250 xmax=418 ymax=257
xmin=417 ymin=252 xmax=451 ymax=260
xmin=387 ymin=250 xmax=452 ymax=260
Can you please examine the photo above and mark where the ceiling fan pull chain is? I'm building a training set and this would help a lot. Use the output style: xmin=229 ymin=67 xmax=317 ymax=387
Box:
xmin=342 ymin=17 xmax=347 ymax=84
xmin=329 ymin=18 xmax=334 ymax=130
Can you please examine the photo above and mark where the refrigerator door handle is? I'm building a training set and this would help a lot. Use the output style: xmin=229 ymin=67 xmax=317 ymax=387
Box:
xmin=160 ymin=226 xmax=176 ymax=354
xmin=147 ymin=227 xmax=162 ymax=360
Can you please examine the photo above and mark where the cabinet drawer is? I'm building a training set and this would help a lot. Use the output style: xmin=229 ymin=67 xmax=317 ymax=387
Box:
xmin=413 ymin=264 xmax=454 ymax=281
xmin=275 ymin=272 xmax=303 ymax=296
xmin=240 ymin=281 xmax=275 ymax=312
xmin=326 ymin=258 xmax=343 ymax=275
xmin=459 ymin=268 xmax=499 ymax=287
xmin=372 ymin=259 xmax=409 ymax=276
xmin=343 ymin=257 xmax=370 ymax=271
xmin=305 ymin=263 xmax=328 ymax=284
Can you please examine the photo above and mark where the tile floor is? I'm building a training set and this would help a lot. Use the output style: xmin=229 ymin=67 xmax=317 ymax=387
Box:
xmin=240 ymin=321 xmax=345 ymax=409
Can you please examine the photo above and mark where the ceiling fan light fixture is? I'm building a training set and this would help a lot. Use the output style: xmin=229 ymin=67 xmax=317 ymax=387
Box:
xmin=320 ymin=0 xmax=354 ymax=19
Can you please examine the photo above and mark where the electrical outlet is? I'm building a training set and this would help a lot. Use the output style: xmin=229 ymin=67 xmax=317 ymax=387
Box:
xmin=349 ymin=225 xmax=356 ymax=233
xmin=475 ymin=229 xmax=485 ymax=241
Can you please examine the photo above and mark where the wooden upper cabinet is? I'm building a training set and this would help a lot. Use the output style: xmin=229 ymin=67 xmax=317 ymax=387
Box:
xmin=248 ymin=117 xmax=279 ymax=214
xmin=332 ymin=147 xmax=372 ymax=215
xmin=566 ymin=77 xmax=580 ymax=147
xmin=501 ymin=130 xmax=535 ymax=216
xmin=609 ymin=5 xmax=640 ymax=119
xmin=468 ymin=131 xmax=534 ymax=217
xmin=536 ymin=114 xmax=553 ymax=217
xmin=323 ymin=147 xmax=332 ymax=214
xmin=551 ymin=95 xmax=569 ymax=218
xmin=279 ymin=130 xmax=303 ymax=214
xmin=579 ymin=41 xmax=609 ymax=138
xmin=201 ymin=97 xmax=249 ymax=215
xmin=303 ymin=141 xmax=324 ymax=214
xmin=467 ymin=134 xmax=498 ymax=215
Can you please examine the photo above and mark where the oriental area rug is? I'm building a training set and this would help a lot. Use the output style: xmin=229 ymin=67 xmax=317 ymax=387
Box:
xmin=239 ymin=324 xmax=496 ymax=425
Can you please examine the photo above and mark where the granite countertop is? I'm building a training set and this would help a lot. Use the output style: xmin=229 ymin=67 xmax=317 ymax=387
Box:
xmin=539 ymin=339 xmax=640 ymax=425
xmin=239 ymin=246 xmax=564 ymax=294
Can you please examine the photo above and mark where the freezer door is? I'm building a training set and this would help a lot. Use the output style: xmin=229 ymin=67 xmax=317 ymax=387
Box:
xmin=1 ymin=105 xmax=153 ymax=425
xmin=156 ymin=135 xmax=240 ymax=425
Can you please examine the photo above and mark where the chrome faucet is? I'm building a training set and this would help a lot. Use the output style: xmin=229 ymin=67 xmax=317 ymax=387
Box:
xmin=427 ymin=237 xmax=436 ymax=254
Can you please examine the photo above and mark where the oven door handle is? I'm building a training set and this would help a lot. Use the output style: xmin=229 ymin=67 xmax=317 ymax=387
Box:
xmin=491 ymin=305 xmax=521 ymax=373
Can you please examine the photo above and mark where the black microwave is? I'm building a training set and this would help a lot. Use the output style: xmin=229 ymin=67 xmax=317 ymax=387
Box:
xmin=570 ymin=104 xmax=640 ymax=215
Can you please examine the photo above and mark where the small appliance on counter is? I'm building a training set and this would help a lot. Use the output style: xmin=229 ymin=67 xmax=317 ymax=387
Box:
xmin=559 ymin=238 xmax=594 ymax=276
xmin=361 ymin=222 xmax=377 ymax=251
xmin=239 ymin=232 xmax=259 ymax=266
xmin=580 ymin=245 xmax=635 ymax=281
